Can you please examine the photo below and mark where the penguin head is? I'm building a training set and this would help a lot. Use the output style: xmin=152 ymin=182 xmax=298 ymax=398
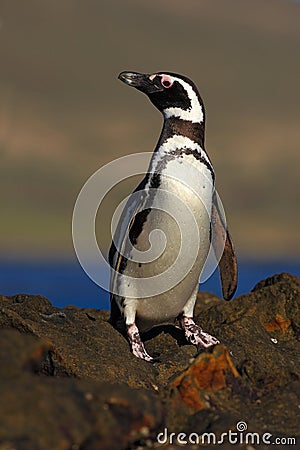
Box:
xmin=118 ymin=71 xmax=204 ymax=124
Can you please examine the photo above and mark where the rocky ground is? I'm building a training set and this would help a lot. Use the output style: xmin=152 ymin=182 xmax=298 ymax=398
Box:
xmin=0 ymin=272 xmax=299 ymax=450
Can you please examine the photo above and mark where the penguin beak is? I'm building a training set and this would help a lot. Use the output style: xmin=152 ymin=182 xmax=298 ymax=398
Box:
xmin=118 ymin=71 xmax=163 ymax=94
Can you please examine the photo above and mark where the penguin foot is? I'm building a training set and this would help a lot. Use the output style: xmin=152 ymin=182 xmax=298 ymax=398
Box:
xmin=179 ymin=316 xmax=220 ymax=348
xmin=127 ymin=324 xmax=154 ymax=362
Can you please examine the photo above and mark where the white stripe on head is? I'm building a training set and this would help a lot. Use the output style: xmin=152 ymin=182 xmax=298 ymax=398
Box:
xmin=163 ymin=76 xmax=204 ymax=124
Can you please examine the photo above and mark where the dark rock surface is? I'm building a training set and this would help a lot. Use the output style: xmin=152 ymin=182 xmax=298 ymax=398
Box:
xmin=0 ymin=272 xmax=299 ymax=449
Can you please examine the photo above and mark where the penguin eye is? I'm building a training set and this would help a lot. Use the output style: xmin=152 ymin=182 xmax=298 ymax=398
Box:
xmin=160 ymin=76 xmax=173 ymax=89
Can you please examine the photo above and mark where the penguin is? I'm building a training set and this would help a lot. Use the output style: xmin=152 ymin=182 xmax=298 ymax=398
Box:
xmin=109 ymin=71 xmax=238 ymax=362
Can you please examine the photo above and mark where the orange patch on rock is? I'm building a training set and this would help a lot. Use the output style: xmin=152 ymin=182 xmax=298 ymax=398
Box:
xmin=27 ymin=341 xmax=53 ymax=362
xmin=263 ymin=314 xmax=291 ymax=333
xmin=171 ymin=345 xmax=239 ymax=412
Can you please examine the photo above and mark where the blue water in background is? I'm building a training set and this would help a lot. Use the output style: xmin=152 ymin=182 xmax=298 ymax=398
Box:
xmin=0 ymin=259 xmax=299 ymax=310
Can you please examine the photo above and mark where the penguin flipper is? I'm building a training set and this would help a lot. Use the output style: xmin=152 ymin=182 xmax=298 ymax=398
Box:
xmin=109 ymin=177 xmax=149 ymax=285
xmin=218 ymin=229 xmax=238 ymax=300
xmin=108 ymin=178 xmax=151 ymax=334
xmin=212 ymin=192 xmax=238 ymax=300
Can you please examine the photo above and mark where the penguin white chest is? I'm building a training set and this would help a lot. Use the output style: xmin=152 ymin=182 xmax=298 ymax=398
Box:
xmin=122 ymin=155 xmax=214 ymax=330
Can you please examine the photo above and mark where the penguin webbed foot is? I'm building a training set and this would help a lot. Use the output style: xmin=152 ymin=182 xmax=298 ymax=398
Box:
xmin=127 ymin=323 xmax=157 ymax=363
xmin=179 ymin=315 xmax=220 ymax=349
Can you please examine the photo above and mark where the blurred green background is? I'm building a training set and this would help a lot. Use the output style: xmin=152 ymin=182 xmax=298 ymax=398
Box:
xmin=0 ymin=0 xmax=299 ymax=261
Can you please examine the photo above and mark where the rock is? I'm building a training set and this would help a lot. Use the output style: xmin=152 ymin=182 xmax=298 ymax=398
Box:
xmin=0 ymin=272 xmax=299 ymax=449
xmin=193 ymin=272 xmax=300 ymax=390
xmin=0 ymin=294 xmax=158 ymax=389
xmin=0 ymin=329 xmax=163 ymax=450
xmin=165 ymin=344 xmax=240 ymax=430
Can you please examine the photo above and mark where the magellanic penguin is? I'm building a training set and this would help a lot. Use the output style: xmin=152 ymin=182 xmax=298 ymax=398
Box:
xmin=109 ymin=71 xmax=238 ymax=362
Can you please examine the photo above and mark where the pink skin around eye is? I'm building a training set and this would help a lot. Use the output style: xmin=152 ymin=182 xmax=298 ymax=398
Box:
xmin=149 ymin=74 xmax=173 ymax=88
xmin=161 ymin=75 xmax=173 ymax=88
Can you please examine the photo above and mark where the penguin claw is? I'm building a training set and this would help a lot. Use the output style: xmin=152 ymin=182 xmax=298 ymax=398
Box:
xmin=132 ymin=347 xmax=155 ymax=362
xmin=150 ymin=356 xmax=161 ymax=364
xmin=193 ymin=330 xmax=220 ymax=348
xmin=127 ymin=323 xmax=154 ymax=362
xmin=179 ymin=315 xmax=220 ymax=349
